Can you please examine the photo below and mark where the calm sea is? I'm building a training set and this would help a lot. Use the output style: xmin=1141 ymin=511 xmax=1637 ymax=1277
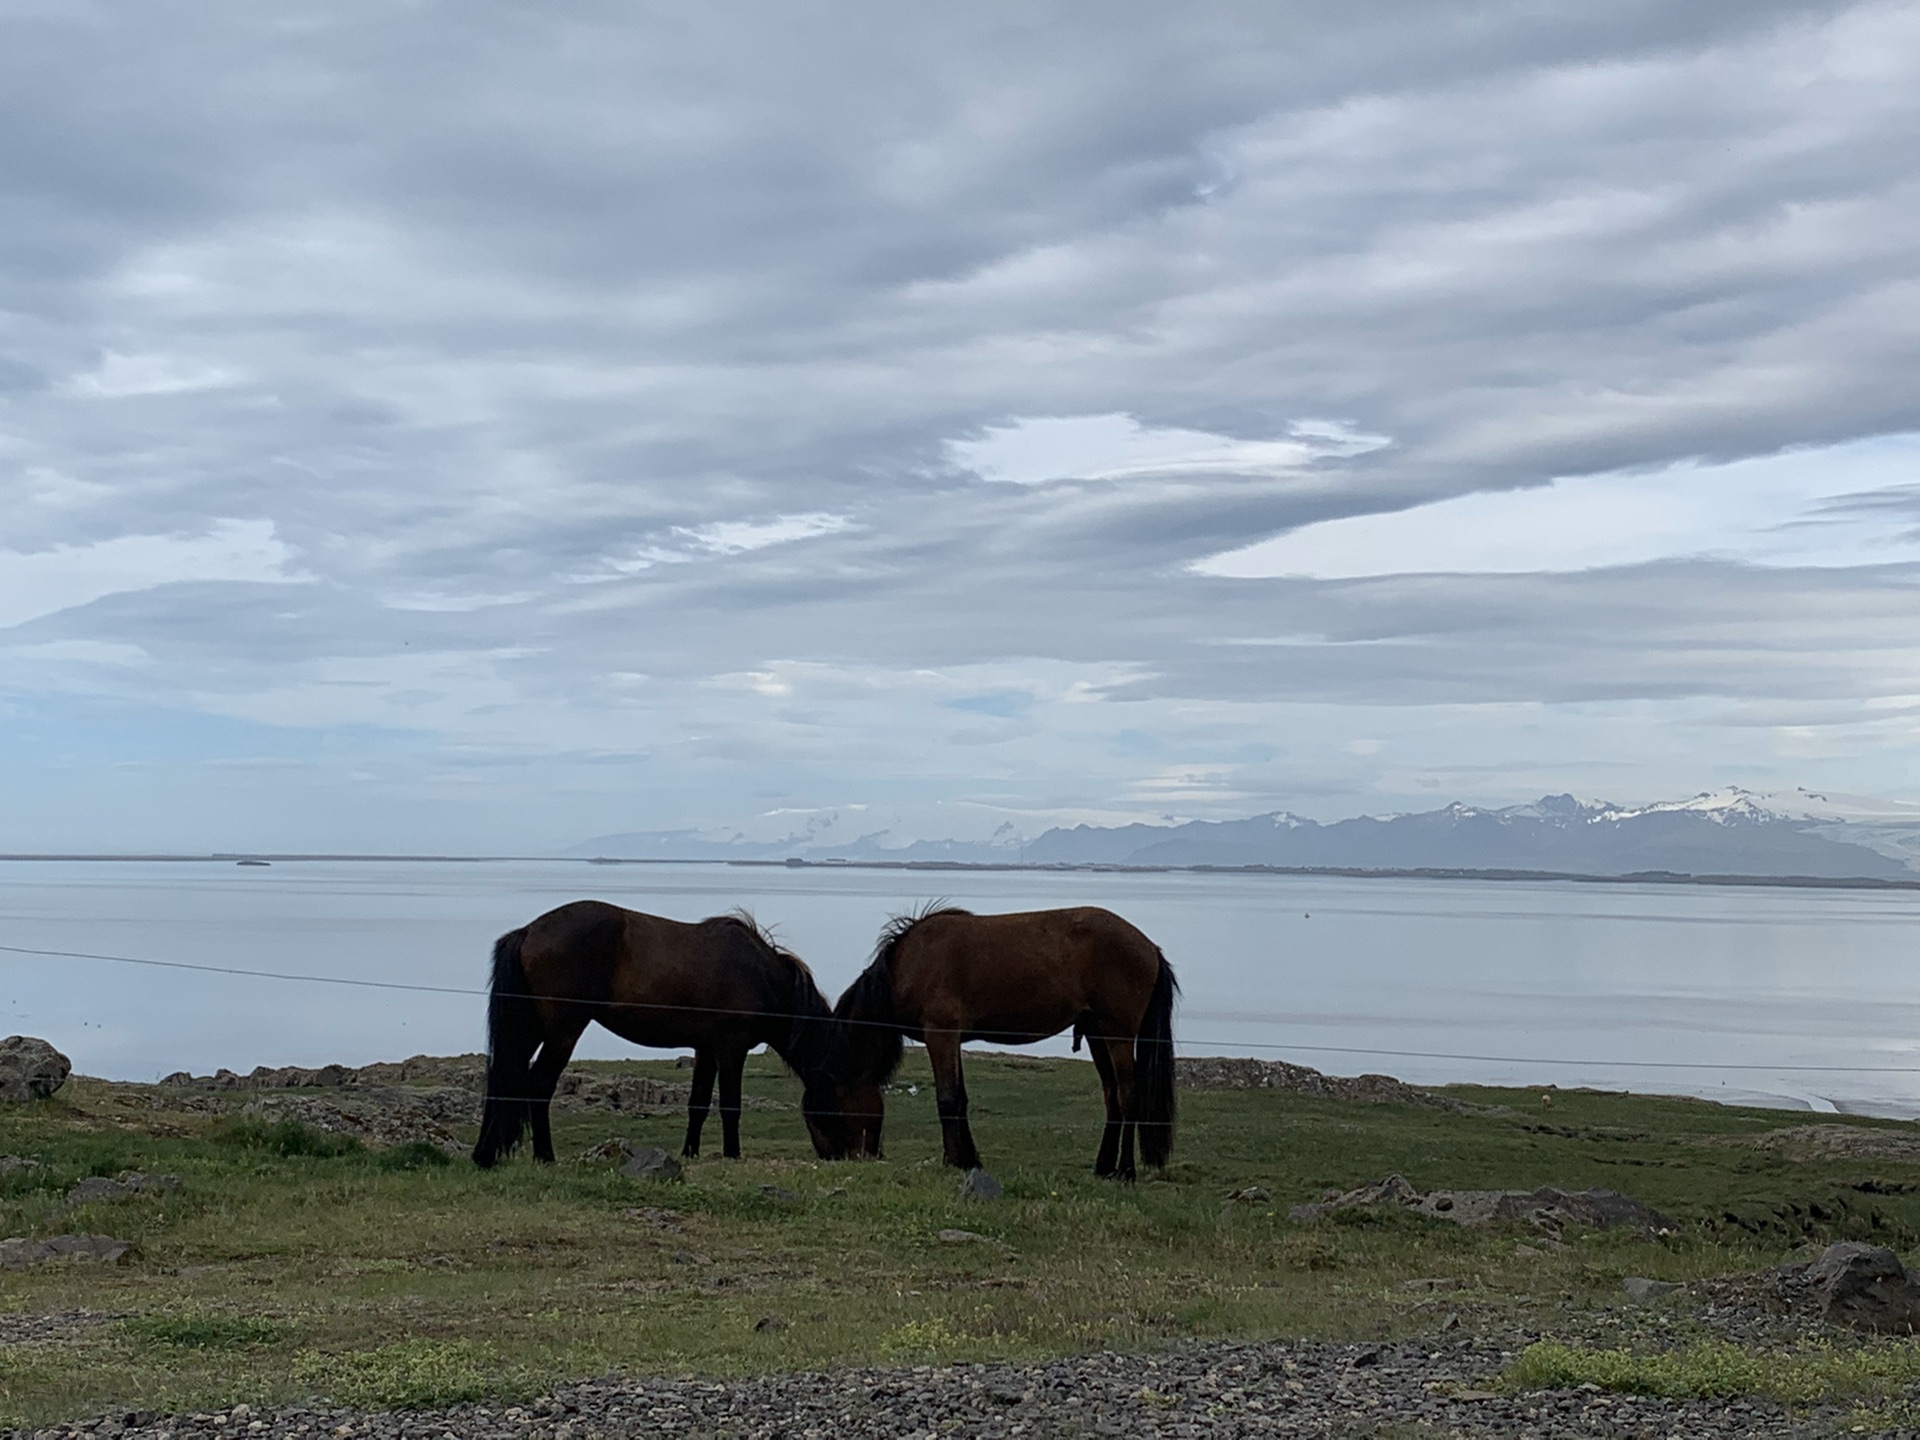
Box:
xmin=5 ymin=859 xmax=1918 ymax=1117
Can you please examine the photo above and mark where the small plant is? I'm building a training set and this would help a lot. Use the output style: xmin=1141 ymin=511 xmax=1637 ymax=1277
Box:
xmin=125 ymin=1316 xmax=284 ymax=1350
xmin=372 ymin=1141 xmax=454 ymax=1172
xmin=293 ymin=1339 xmax=528 ymax=1409
xmin=212 ymin=1119 xmax=362 ymax=1160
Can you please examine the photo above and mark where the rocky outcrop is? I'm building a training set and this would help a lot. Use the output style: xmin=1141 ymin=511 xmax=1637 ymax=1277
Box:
xmin=0 ymin=1035 xmax=70 ymax=1103
xmin=1176 ymin=1056 xmax=1464 ymax=1110
xmin=0 ymin=1234 xmax=133 ymax=1269
xmin=1289 ymin=1173 xmax=1676 ymax=1236
xmin=1765 ymin=1242 xmax=1920 ymax=1333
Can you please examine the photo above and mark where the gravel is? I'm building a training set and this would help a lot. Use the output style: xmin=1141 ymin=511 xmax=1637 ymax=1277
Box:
xmin=4 ymin=1334 xmax=1873 ymax=1439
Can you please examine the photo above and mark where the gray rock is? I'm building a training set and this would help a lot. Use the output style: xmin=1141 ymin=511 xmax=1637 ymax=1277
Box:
xmin=753 ymin=1314 xmax=787 ymax=1332
xmin=1770 ymin=1241 xmax=1920 ymax=1333
xmin=938 ymin=1228 xmax=989 ymax=1244
xmin=618 ymin=1146 xmax=682 ymax=1182
xmin=0 ymin=1035 xmax=70 ymax=1103
xmin=1622 ymin=1275 xmax=1682 ymax=1301
xmin=960 ymin=1168 xmax=1004 ymax=1200
xmin=1289 ymin=1173 xmax=1676 ymax=1234
xmin=67 ymin=1171 xmax=179 ymax=1205
xmin=0 ymin=1234 xmax=133 ymax=1269
xmin=1230 ymin=1185 xmax=1273 ymax=1204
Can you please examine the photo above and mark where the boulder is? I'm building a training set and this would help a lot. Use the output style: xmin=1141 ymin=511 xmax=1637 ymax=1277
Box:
xmin=960 ymin=1168 xmax=1004 ymax=1201
xmin=619 ymin=1146 xmax=683 ymax=1182
xmin=1621 ymin=1276 xmax=1682 ymax=1301
xmin=0 ymin=1036 xmax=70 ymax=1103
xmin=1769 ymin=1242 xmax=1920 ymax=1334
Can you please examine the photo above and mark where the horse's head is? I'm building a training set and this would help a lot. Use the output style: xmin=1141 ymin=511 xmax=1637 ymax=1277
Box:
xmin=800 ymin=1074 xmax=884 ymax=1159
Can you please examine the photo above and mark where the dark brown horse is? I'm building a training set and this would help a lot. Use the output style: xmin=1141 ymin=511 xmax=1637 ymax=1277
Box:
xmin=821 ymin=905 xmax=1177 ymax=1180
xmin=471 ymin=900 xmax=846 ymax=1167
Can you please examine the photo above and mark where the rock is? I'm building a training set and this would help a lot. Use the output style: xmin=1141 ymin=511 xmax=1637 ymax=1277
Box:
xmin=1288 ymin=1174 xmax=1676 ymax=1234
xmin=1230 ymin=1185 xmax=1273 ymax=1205
xmin=0 ymin=1036 xmax=70 ymax=1103
xmin=759 ymin=1185 xmax=800 ymax=1203
xmin=0 ymin=1155 xmax=42 ymax=1174
xmin=1769 ymin=1241 xmax=1920 ymax=1333
xmin=960 ymin=1168 xmax=1004 ymax=1201
xmin=67 ymin=1171 xmax=180 ymax=1205
xmin=1176 ymin=1055 xmax=1465 ymax=1110
xmin=1622 ymin=1275 xmax=1682 ymax=1301
xmin=753 ymin=1314 xmax=787 ymax=1332
xmin=0 ymin=1234 xmax=134 ymax=1268
xmin=938 ymin=1228 xmax=988 ymax=1244
xmin=619 ymin=1146 xmax=682 ymax=1182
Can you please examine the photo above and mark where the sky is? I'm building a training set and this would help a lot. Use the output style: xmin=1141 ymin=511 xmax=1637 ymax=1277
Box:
xmin=4 ymin=0 xmax=1920 ymax=854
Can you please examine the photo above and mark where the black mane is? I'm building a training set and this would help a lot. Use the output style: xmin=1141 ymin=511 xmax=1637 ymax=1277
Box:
xmin=712 ymin=910 xmax=846 ymax=1083
xmin=832 ymin=903 xmax=973 ymax=1085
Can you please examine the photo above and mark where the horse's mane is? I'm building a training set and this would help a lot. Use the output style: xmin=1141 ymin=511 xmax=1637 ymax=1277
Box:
xmin=831 ymin=903 xmax=973 ymax=1085
xmin=868 ymin=901 xmax=972 ymax=969
xmin=713 ymin=910 xmax=843 ymax=1079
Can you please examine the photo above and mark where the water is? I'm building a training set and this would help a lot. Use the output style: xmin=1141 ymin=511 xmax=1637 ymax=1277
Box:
xmin=3 ymin=858 xmax=1918 ymax=1116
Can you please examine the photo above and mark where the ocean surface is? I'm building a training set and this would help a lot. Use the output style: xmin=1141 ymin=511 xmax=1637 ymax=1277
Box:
xmin=4 ymin=858 xmax=1919 ymax=1117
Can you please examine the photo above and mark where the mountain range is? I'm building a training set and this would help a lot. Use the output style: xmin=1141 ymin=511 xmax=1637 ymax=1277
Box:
xmin=567 ymin=788 xmax=1920 ymax=880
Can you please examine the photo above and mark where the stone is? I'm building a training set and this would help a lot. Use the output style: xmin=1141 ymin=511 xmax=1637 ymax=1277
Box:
xmin=1230 ymin=1185 xmax=1273 ymax=1205
xmin=619 ymin=1146 xmax=683 ymax=1182
xmin=938 ymin=1228 xmax=988 ymax=1244
xmin=753 ymin=1314 xmax=787 ymax=1332
xmin=0 ymin=1234 xmax=134 ymax=1268
xmin=1769 ymin=1241 xmax=1920 ymax=1333
xmin=759 ymin=1185 xmax=800 ymax=1203
xmin=960 ymin=1168 xmax=1004 ymax=1201
xmin=1622 ymin=1275 xmax=1682 ymax=1301
xmin=0 ymin=1035 xmax=70 ymax=1103
xmin=1288 ymin=1174 xmax=1676 ymax=1234
xmin=67 ymin=1171 xmax=179 ymax=1205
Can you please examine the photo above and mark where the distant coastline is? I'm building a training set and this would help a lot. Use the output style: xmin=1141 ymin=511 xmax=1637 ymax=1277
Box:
xmin=6 ymin=851 xmax=1918 ymax=892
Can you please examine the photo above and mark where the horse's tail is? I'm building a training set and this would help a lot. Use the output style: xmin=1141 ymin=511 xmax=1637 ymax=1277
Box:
xmin=472 ymin=926 xmax=539 ymax=1168
xmin=1135 ymin=950 xmax=1179 ymax=1168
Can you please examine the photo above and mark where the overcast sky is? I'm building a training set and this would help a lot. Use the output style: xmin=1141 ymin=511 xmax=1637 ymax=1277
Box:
xmin=4 ymin=0 xmax=1920 ymax=853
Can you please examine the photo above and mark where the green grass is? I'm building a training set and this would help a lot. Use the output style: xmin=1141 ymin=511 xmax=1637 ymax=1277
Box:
xmin=1506 ymin=1336 xmax=1920 ymax=1405
xmin=4 ymin=1052 xmax=1920 ymax=1424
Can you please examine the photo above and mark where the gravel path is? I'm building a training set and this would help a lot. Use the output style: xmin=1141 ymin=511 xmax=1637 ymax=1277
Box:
xmin=8 ymin=1335 xmax=1878 ymax=1440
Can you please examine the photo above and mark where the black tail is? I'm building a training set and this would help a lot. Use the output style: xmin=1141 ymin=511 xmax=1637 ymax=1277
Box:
xmin=472 ymin=927 xmax=539 ymax=1168
xmin=1135 ymin=952 xmax=1178 ymax=1168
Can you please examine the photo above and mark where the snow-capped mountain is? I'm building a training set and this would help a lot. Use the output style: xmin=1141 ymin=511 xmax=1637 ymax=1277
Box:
xmin=1018 ymin=789 xmax=1919 ymax=878
xmin=567 ymin=787 xmax=1920 ymax=879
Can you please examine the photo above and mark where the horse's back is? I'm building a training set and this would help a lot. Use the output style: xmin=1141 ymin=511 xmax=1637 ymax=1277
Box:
xmin=891 ymin=905 xmax=1163 ymax=1036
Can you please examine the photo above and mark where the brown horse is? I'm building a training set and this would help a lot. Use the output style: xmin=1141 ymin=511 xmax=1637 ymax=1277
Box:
xmin=822 ymin=905 xmax=1177 ymax=1180
xmin=471 ymin=900 xmax=846 ymax=1167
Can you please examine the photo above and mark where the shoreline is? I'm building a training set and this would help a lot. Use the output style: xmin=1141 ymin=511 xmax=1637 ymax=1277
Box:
xmin=3 ymin=851 xmax=1917 ymax=893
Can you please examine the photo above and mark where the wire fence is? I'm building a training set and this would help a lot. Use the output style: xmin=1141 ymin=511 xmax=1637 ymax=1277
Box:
xmin=6 ymin=937 xmax=1919 ymax=1078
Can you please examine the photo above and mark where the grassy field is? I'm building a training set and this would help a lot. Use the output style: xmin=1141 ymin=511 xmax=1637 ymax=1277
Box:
xmin=5 ymin=1051 xmax=1920 ymax=1425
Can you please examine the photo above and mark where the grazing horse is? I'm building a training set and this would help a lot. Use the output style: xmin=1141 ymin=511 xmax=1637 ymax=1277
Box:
xmin=471 ymin=900 xmax=846 ymax=1167
xmin=822 ymin=905 xmax=1177 ymax=1180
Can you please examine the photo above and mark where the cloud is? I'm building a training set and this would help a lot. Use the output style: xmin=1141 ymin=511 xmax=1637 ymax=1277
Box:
xmin=949 ymin=413 xmax=1386 ymax=485
xmin=5 ymin=1 xmax=1920 ymax=849
xmin=0 ymin=520 xmax=304 ymax=630
xmin=1195 ymin=434 xmax=1920 ymax=578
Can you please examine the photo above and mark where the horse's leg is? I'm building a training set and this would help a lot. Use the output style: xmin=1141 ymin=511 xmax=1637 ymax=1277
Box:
xmin=924 ymin=1029 xmax=983 ymax=1170
xmin=1086 ymin=1030 xmax=1124 ymax=1177
xmin=527 ymin=1017 xmax=587 ymax=1165
xmin=1100 ymin=1035 xmax=1139 ymax=1182
xmin=716 ymin=1043 xmax=749 ymax=1159
xmin=682 ymin=1049 xmax=717 ymax=1158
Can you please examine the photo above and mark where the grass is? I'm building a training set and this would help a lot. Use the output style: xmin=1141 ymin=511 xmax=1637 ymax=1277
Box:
xmin=1505 ymin=1336 xmax=1920 ymax=1405
xmin=4 ymin=1050 xmax=1920 ymax=1424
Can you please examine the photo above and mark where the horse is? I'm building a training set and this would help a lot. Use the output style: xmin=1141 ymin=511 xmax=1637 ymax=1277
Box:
xmin=471 ymin=900 xmax=847 ymax=1167
xmin=821 ymin=905 xmax=1178 ymax=1180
